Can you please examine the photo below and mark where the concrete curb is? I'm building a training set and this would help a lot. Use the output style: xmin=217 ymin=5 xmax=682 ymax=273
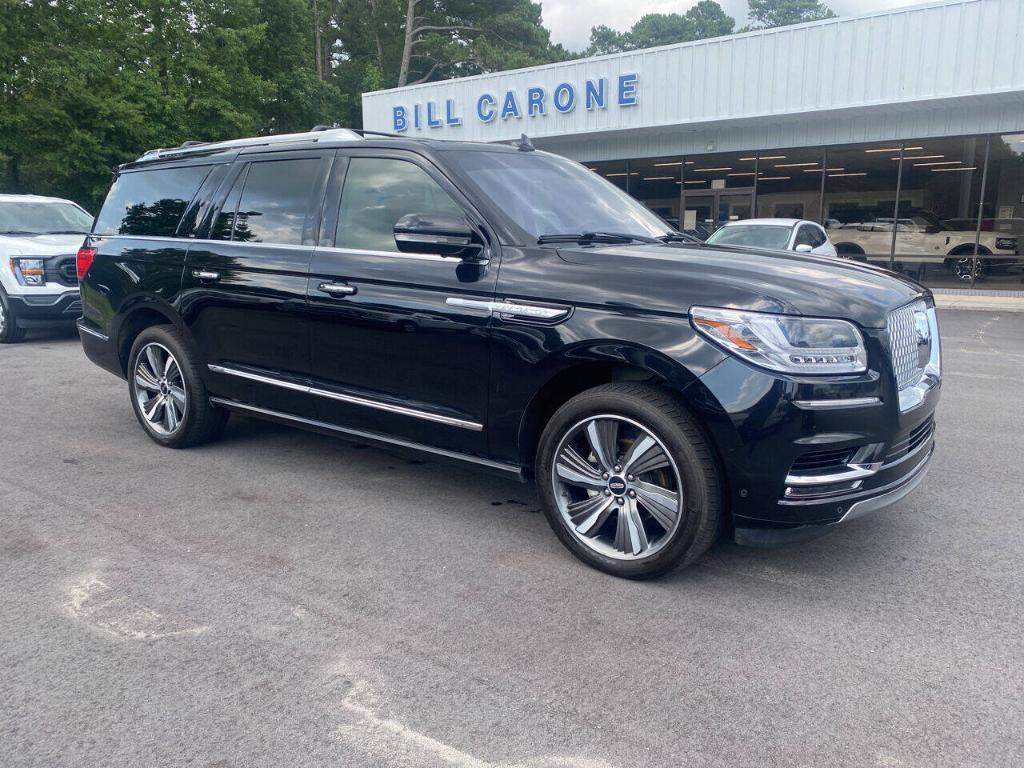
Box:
xmin=933 ymin=295 xmax=1024 ymax=313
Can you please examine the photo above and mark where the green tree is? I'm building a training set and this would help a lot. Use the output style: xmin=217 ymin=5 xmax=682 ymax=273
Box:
xmin=747 ymin=0 xmax=836 ymax=28
xmin=585 ymin=1 xmax=735 ymax=56
xmin=392 ymin=0 xmax=566 ymax=86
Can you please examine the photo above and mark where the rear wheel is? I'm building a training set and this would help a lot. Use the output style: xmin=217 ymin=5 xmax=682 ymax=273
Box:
xmin=128 ymin=325 xmax=227 ymax=448
xmin=536 ymin=383 xmax=722 ymax=579
xmin=0 ymin=288 xmax=27 ymax=344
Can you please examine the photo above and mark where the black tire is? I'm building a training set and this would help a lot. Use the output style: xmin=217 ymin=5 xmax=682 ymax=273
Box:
xmin=127 ymin=325 xmax=228 ymax=448
xmin=0 ymin=287 xmax=27 ymax=344
xmin=536 ymin=383 xmax=722 ymax=579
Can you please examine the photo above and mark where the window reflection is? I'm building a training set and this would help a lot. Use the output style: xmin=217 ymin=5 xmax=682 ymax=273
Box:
xmin=627 ymin=157 xmax=683 ymax=229
xmin=975 ymin=134 xmax=1024 ymax=288
xmin=822 ymin=143 xmax=904 ymax=262
xmin=754 ymin=147 xmax=825 ymax=222
xmin=681 ymin=152 xmax=755 ymax=239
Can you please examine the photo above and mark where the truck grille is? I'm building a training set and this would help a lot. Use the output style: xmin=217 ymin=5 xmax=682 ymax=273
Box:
xmin=43 ymin=255 xmax=79 ymax=287
xmin=889 ymin=300 xmax=928 ymax=390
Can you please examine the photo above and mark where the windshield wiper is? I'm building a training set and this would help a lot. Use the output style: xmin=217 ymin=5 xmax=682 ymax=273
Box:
xmin=46 ymin=229 xmax=89 ymax=235
xmin=657 ymin=232 xmax=701 ymax=244
xmin=0 ymin=230 xmax=39 ymax=235
xmin=537 ymin=231 xmax=660 ymax=245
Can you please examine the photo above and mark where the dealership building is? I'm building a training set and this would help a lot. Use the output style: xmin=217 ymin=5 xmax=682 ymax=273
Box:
xmin=362 ymin=0 xmax=1024 ymax=289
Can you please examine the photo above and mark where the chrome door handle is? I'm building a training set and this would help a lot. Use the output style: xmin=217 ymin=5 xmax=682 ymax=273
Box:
xmin=192 ymin=269 xmax=220 ymax=281
xmin=319 ymin=282 xmax=357 ymax=297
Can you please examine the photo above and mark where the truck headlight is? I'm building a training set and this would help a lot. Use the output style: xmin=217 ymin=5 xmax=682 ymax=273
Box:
xmin=691 ymin=306 xmax=868 ymax=375
xmin=995 ymin=237 xmax=1017 ymax=252
xmin=10 ymin=258 xmax=46 ymax=286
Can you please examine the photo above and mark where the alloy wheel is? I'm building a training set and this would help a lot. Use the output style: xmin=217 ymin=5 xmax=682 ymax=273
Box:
xmin=133 ymin=342 xmax=187 ymax=436
xmin=551 ymin=414 xmax=685 ymax=561
xmin=0 ymin=299 xmax=7 ymax=336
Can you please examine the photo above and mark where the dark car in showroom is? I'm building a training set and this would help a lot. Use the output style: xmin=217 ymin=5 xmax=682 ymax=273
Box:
xmin=76 ymin=128 xmax=941 ymax=578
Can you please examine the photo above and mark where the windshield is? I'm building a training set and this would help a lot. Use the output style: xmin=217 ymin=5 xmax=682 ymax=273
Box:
xmin=706 ymin=224 xmax=793 ymax=250
xmin=0 ymin=200 xmax=93 ymax=234
xmin=447 ymin=150 xmax=673 ymax=242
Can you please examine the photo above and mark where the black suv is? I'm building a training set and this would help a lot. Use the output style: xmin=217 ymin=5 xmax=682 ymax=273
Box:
xmin=78 ymin=128 xmax=941 ymax=578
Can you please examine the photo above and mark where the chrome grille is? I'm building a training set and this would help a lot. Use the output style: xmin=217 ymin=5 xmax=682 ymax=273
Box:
xmin=889 ymin=300 xmax=928 ymax=390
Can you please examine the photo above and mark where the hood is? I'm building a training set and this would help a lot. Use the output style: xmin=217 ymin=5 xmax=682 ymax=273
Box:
xmin=556 ymin=242 xmax=926 ymax=329
xmin=0 ymin=233 xmax=88 ymax=257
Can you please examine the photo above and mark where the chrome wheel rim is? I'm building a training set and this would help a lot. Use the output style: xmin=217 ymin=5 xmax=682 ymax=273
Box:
xmin=551 ymin=414 xmax=685 ymax=561
xmin=133 ymin=342 xmax=186 ymax=436
xmin=954 ymin=257 xmax=975 ymax=281
xmin=0 ymin=299 xmax=7 ymax=335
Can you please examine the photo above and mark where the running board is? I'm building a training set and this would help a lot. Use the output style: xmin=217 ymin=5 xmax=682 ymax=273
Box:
xmin=209 ymin=397 xmax=525 ymax=480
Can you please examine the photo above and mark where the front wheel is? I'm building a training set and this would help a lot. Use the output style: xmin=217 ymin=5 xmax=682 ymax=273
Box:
xmin=536 ymin=383 xmax=722 ymax=579
xmin=0 ymin=288 xmax=27 ymax=343
xmin=128 ymin=325 xmax=228 ymax=448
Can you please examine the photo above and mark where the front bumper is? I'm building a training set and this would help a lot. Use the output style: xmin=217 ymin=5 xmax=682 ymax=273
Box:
xmin=734 ymin=442 xmax=933 ymax=546
xmin=6 ymin=291 xmax=82 ymax=327
xmin=685 ymin=316 xmax=940 ymax=541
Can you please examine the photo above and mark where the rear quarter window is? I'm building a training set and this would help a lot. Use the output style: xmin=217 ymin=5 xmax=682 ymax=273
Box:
xmin=94 ymin=165 xmax=211 ymax=237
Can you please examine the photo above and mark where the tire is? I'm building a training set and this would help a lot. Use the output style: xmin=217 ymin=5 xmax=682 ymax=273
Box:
xmin=0 ymin=287 xmax=27 ymax=344
xmin=127 ymin=325 xmax=228 ymax=448
xmin=536 ymin=383 xmax=722 ymax=579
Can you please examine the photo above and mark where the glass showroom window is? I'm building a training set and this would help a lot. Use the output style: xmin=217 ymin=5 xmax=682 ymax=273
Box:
xmin=890 ymin=136 xmax=988 ymax=287
xmin=629 ymin=156 xmax=685 ymax=229
xmin=753 ymin=147 xmax=826 ymax=223
xmin=821 ymin=142 xmax=904 ymax=265
xmin=974 ymin=134 xmax=1024 ymax=289
xmin=681 ymin=151 xmax=756 ymax=239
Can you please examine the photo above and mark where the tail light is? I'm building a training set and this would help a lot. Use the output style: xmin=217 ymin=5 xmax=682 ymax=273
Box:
xmin=76 ymin=246 xmax=97 ymax=280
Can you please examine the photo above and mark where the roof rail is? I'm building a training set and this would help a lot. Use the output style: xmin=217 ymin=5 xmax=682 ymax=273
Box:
xmin=135 ymin=127 xmax=364 ymax=164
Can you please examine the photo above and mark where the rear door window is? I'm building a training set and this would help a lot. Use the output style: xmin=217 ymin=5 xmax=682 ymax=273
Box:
xmin=94 ymin=165 xmax=211 ymax=237
xmin=795 ymin=225 xmax=818 ymax=248
xmin=335 ymin=157 xmax=463 ymax=252
xmin=230 ymin=158 xmax=322 ymax=245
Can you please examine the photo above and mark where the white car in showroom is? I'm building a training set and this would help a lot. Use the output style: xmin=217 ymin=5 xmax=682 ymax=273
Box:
xmin=704 ymin=218 xmax=838 ymax=257
xmin=0 ymin=194 xmax=93 ymax=343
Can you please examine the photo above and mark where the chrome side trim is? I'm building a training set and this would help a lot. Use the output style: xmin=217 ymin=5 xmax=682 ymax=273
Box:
xmin=794 ymin=397 xmax=881 ymax=410
xmin=445 ymin=297 xmax=571 ymax=321
xmin=394 ymin=232 xmax=471 ymax=247
xmin=207 ymin=364 xmax=483 ymax=431
xmin=209 ymin=398 xmax=519 ymax=475
xmin=76 ymin=321 xmax=109 ymax=342
xmin=785 ymin=462 xmax=883 ymax=487
xmin=318 ymin=245 xmax=449 ymax=262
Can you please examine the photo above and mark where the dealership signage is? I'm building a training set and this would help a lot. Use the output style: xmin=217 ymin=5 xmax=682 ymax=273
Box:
xmin=391 ymin=73 xmax=639 ymax=132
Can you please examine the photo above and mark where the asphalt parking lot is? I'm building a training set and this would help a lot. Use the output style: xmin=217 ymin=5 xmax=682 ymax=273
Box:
xmin=2 ymin=310 xmax=1022 ymax=768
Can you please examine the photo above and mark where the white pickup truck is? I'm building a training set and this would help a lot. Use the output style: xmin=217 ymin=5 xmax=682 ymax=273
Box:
xmin=0 ymin=194 xmax=93 ymax=343
xmin=828 ymin=209 xmax=1021 ymax=281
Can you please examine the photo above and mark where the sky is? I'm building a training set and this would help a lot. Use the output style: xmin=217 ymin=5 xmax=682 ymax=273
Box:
xmin=541 ymin=0 xmax=927 ymax=52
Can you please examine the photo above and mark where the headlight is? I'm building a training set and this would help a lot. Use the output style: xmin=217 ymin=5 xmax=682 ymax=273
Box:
xmin=10 ymin=258 xmax=46 ymax=286
xmin=691 ymin=306 xmax=868 ymax=375
xmin=995 ymin=237 xmax=1017 ymax=251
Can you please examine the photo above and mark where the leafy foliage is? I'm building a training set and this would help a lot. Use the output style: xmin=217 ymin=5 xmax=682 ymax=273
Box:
xmin=0 ymin=0 xmax=563 ymax=210
xmin=747 ymin=0 xmax=836 ymax=28
xmin=585 ymin=1 xmax=735 ymax=56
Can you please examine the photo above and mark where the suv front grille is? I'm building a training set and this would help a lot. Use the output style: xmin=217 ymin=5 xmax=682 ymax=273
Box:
xmin=889 ymin=300 xmax=928 ymax=390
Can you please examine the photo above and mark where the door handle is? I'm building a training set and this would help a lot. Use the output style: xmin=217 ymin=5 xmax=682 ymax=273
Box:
xmin=319 ymin=282 xmax=357 ymax=297
xmin=192 ymin=269 xmax=220 ymax=281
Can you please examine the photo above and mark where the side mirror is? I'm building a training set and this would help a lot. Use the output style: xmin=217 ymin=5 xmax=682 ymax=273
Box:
xmin=794 ymin=243 xmax=814 ymax=253
xmin=394 ymin=213 xmax=483 ymax=259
